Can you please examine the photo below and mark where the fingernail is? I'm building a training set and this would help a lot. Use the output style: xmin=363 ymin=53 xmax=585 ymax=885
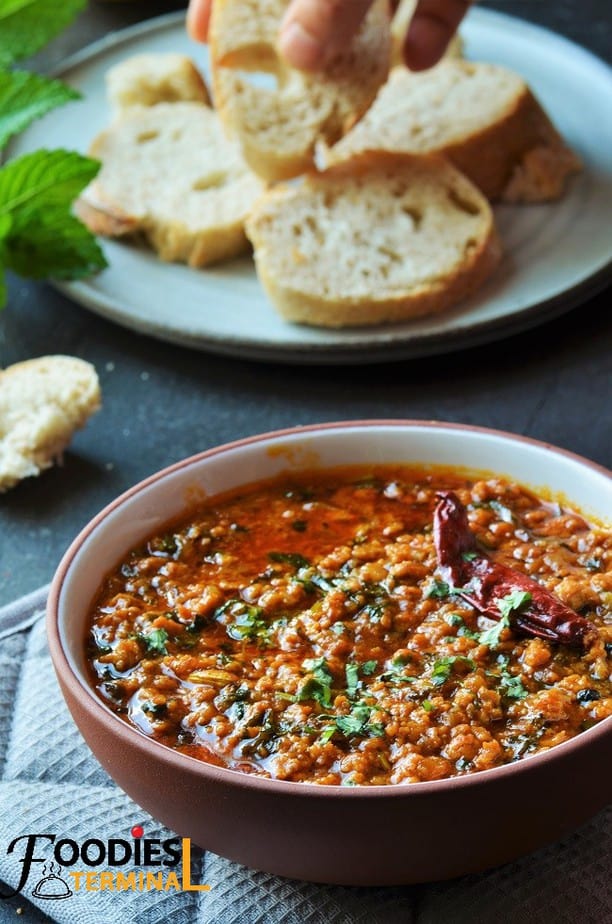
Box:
xmin=279 ymin=21 xmax=325 ymax=70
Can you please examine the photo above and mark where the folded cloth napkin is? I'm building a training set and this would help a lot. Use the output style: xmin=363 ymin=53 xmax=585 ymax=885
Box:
xmin=0 ymin=589 xmax=610 ymax=924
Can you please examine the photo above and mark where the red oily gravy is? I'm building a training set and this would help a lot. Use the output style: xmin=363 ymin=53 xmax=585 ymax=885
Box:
xmin=86 ymin=465 xmax=612 ymax=786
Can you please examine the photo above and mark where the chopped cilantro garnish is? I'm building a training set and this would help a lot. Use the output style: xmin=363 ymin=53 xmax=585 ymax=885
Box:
xmin=269 ymin=551 xmax=311 ymax=569
xmin=576 ymin=688 xmax=600 ymax=704
xmin=498 ymin=670 xmax=528 ymax=701
xmin=462 ymin=551 xmax=478 ymax=562
xmin=221 ymin=603 xmax=270 ymax=642
xmin=427 ymin=579 xmax=451 ymax=599
xmin=480 ymin=590 xmax=532 ymax=649
xmin=297 ymin=658 xmax=334 ymax=707
xmin=430 ymin=656 xmax=475 ymax=686
xmin=361 ymin=660 xmax=377 ymax=676
xmin=137 ymin=628 xmax=169 ymax=656
xmin=345 ymin=662 xmax=359 ymax=698
xmin=422 ymin=699 xmax=434 ymax=713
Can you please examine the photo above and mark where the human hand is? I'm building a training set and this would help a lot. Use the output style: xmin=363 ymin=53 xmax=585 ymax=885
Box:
xmin=186 ymin=0 xmax=471 ymax=72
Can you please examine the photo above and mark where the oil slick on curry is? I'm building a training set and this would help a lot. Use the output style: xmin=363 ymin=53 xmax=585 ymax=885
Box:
xmin=86 ymin=466 xmax=611 ymax=786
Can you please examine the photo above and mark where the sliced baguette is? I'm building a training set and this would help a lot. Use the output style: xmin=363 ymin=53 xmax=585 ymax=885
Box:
xmin=0 ymin=356 xmax=101 ymax=493
xmin=326 ymin=60 xmax=581 ymax=202
xmin=106 ymin=53 xmax=211 ymax=113
xmin=245 ymin=155 xmax=501 ymax=328
xmin=210 ymin=0 xmax=391 ymax=183
xmin=78 ymin=102 xmax=265 ymax=267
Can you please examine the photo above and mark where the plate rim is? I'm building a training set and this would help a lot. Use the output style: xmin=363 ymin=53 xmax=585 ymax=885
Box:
xmin=27 ymin=8 xmax=612 ymax=363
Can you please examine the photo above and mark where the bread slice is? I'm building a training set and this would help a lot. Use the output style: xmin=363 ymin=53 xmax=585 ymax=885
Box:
xmin=245 ymin=155 xmax=501 ymax=328
xmin=106 ymin=53 xmax=211 ymax=113
xmin=391 ymin=0 xmax=463 ymax=67
xmin=326 ymin=60 xmax=581 ymax=202
xmin=78 ymin=102 xmax=265 ymax=267
xmin=0 ymin=356 xmax=101 ymax=493
xmin=210 ymin=0 xmax=391 ymax=183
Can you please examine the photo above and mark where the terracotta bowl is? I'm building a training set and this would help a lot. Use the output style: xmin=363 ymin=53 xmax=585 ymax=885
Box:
xmin=47 ymin=421 xmax=612 ymax=886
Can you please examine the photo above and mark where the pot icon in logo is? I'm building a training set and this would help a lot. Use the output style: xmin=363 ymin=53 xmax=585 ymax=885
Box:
xmin=31 ymin=863 xmax=72 ymax=901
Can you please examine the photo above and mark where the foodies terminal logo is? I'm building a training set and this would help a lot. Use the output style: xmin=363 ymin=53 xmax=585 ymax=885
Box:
xmin=0 ymin=825 xmax=210 ymax=900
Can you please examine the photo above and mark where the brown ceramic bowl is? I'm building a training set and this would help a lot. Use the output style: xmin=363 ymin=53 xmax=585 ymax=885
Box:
xmin=47 ymin=421 xmax=612 ymax=885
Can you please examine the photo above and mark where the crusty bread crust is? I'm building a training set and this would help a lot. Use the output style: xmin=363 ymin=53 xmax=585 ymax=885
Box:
xmin=327 ymin=61 xmax=581 ymax=202
xmin=0 ymin=356 xmax=101 ymax=492
xmin=210 ymin=0 xmax=391 ymax=183
xmin=246 ymin=155 xmax=501 ymax=328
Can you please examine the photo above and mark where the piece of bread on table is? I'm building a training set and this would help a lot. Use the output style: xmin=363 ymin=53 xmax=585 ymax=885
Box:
xmin=0 ymin=356 xmax=101 ymax=493
xmin=78 ymin=102 xmax=265 ymax=267
xmin=245 ymin=155 xmax=501 ymax=328
xmin=325 ymin=60 xmax=581 ymax=202
xmin=106 ymin=53 xmax=211 ymax=113
xmin=210 ymin=0 xmax=391 ymax=183
xmin=391 ymin=0 xmax=463 ymax=66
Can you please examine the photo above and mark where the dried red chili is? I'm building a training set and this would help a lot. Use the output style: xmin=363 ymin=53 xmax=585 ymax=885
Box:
xmin=433 ymin=491 xmax=597 ymax=646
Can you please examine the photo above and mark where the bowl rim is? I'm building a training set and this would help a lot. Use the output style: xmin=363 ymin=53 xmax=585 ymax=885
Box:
xmin=47 ymin=419 xmax=612 ymax=800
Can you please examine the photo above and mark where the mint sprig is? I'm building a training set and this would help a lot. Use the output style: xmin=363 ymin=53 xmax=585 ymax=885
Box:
xmin=0 ymin=70 xmax=79 ymax=148
xmin=0 ymin=0 xmax=87 ymax=68
xmin=0 ymin=0 xmax=106 ymax=307
xmin=0 ymin=149 xmax=106 ymax=279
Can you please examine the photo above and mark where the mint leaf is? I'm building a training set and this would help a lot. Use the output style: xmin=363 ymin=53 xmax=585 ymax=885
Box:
xmin=0 ymin=70 xmax=79 ymax=150
xmin=0 ymin=148 xmax=99 ymax=215
xmin=6 ymin=207 xmax=105 ymax=279
xmin=0 ymin=150 xmax=106 ymax=295
xmin=0 ymin=0 xmax=87 ymax=68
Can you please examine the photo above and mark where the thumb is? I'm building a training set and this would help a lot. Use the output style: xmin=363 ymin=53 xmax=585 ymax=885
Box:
xmin=279 ymin=0 xmax=376 ymax=70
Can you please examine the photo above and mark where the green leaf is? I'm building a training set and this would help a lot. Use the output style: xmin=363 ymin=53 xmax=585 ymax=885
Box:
xmin=0 ymin=0 xmax=87 ymax=68
xmin=345 ymin=662 xmax=359 ymax=698
xmin=497 ymin=590 xmax=532 ymax=620
xmin=0 ymin=149 xmax=100 ymax=217
xmin=5 ymin=206 xmax=106 ymax=279
xmin=0 ymin=70 xmax=79 ymax=151
xmin=138 ymin=628 xmax=169 ymax=656
xmin=268 ymin=551 xmax=311 ymax=570
xmin=0 ymin=265 xmax=6 ymax=309
xmin=430 ymin=655 xmax=475 ymax=686
xmin=426 ymin=579 xmax=451 ymax=599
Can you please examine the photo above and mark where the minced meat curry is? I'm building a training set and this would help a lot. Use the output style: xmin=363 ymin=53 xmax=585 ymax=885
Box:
xmin=87 ymin=466 xmax=612 ymax=785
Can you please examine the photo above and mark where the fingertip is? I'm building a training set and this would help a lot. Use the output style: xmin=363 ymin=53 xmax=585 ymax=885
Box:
xmin=186 ymin=0 xmax=212 ymax=43
xmin=279 ymin=20 xmax=326 ymax=71
xmin=402 ymin=17 xmax=449 ymax=71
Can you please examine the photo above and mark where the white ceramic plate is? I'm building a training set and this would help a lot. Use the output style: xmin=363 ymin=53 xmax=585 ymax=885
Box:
xmin=10 ymin=9 xmax=612 ymax=364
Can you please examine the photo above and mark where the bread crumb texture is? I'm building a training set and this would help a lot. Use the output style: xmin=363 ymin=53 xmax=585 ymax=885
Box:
xmin=210 ymin=0 xmax=391 ymax=182
xmin=106 ymin=53 xmax=211 ymax=113
xmin=0 ymin=356 xmax=101 ymax=492
xmin=246 ymin=157 xmax=501 ymax=327
xmin=327 ymin=60 xmax=581 ymax=201
xmin=80 ymin=102 xmax=264 ymax=267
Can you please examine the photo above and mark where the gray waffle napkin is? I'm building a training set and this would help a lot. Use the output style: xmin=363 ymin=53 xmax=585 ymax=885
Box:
xmin=0 ymin=590 xmax=610 ymax=924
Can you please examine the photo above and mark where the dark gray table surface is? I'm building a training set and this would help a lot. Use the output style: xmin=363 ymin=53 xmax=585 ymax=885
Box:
xmin=1 ymin=0 xmax=611 ymax=611
xmin=0 ymin=4 xmax=610 ymax=922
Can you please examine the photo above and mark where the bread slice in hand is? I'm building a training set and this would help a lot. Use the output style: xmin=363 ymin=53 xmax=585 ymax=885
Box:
xmin=0 ymin=356 xmax=101 ymax=493
xmin=245 ymin=155 xmax=501 ymax=328
xmin=106 ymin=53 xmax=211 ymax=114
xmin=78 ymin=102 xmax=265 ymax=267
xmin=210 ymin=0 xmax=391 ymax=183
xmin=326 ymin=60 xmax=581 ymax=202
